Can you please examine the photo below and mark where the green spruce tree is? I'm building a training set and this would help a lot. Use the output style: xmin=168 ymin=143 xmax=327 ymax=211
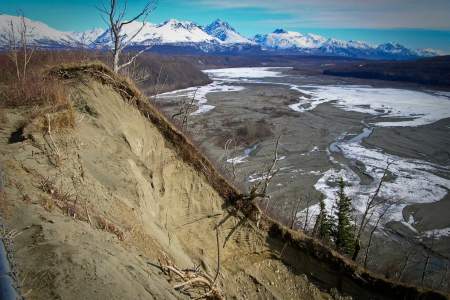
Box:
xmin=313 ymin=197 xmax=333 ymax=243
xmin=333 ymin=177 xmax=356 ymax=256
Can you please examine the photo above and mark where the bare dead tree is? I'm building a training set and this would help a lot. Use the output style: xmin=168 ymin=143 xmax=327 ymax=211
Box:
xmin=171 ymin=88 xmax=198 ymax=130
xmin=354 ymin=160 xmax=392 ymax=260
xmin=98 ymin=0 xmax=156 ymax=73
xmin=398 ymin=248 xmax=415 ymax=281
xmin=6 ymin=11 xmax=35 ymax=82
xmin=152 ymin=65 xmax=165 ymax=95
xmin=224 ymin=138 xmax=238 ymax=182
xmin=421 ymin=231 xmax=436 ymax=286
xmin=302 ymin=194 xmax=314 ymax=232
xmin=363 ymin=203 xmax=392 ymax=268
xmin=439 ymin=261 xmax=449 ymax=290
xmin=261 ymin=136 xmax=281 ymax=213
xmin=289 ymin=198 xmax=302 ymax=230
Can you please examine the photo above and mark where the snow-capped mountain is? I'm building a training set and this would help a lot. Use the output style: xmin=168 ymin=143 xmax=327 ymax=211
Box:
xmin=255 ymin=29 xmax=326 ymax=50
xmin=0 ymin=14 xmax=77 ymax=48
xmin=252 ymin=28 xmax=442 ymax=60
xmin=205 ymin=19 xmax=254 ymax=44
xmin=0 ymin=14 xmax=444 ymax=60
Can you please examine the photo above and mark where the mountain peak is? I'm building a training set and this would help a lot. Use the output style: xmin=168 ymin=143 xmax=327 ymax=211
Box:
xmin=205 ymin=19 xmax=253 ymax=44
xmin=161 ymin=19 xmax=199 ymax=30
xmin=206 ymin=19 xmax=235 ymax=32
xmin=273 ymin=29 xmax=288 ymax=34
xmin=71 ymin=28 xmax=105 ymax=44
xmin=212 ymin=18 xmax=225 ymax=24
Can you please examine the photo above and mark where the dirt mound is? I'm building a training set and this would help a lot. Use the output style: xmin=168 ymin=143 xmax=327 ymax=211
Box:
xmin=0 ymin=63 xmax=446 ymax=300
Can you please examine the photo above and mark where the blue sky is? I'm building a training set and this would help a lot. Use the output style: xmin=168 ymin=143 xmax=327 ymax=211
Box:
xmin=1 ymin=0 xmax=450 ymax=51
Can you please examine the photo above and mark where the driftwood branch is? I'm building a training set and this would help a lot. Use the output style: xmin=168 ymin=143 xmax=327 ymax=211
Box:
xmin=158 ymin=245 xmax=223 ymax=299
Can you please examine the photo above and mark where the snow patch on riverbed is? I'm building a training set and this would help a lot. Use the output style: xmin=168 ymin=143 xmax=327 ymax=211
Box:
xmin=158 ymin=82 xmax=244 ymax=115
xmin=204 ymin=67 xmax=290 ymax=80
xmin=227 ymin=144 xmax=258 ymax=164
xmin=289 ymin=85 xmax=450 ymax=127
xmin=422 ymin=228 xmax=450 ymax=239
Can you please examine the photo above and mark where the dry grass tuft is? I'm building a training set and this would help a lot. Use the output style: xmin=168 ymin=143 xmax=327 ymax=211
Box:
xmin=1 ymin=74 xmax=68 ymax=108
xmin=0 ymin=109 xmax=8 ymax=128
xmin=38 ymin=176 xmax=82 ymax=217
xmin=38 ymin=175 xmax=126 ymax=240
xmin=96 ymin=216 xmax=125 ymax=241
xmin=41 ymin=105 xmax=76 ymax=133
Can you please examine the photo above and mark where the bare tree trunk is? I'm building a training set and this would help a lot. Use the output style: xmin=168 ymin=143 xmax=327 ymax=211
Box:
xmin=290 ymin=198 xmax=301 ymax=230
xmin=113 ymin=47 xmax=120 ymax=73
xmin=421 ymin=232 xmax=435 ymax=287
xmin=439 ymin=261 xmax=449 ymax=290
xmin=363 ymin=204 xmax=391 ymax=268
xmin=421 ymin=254 xmax=431 ymax=287
xmin=354 ymin=161 xmax=392 ymax=260
xmin=398 ymin=250 xmax=413 ymax=281
xmin=302 ymin=195 xmax=313 ymax=232
xmin=7 ymin=20 xmax=20 ymax=81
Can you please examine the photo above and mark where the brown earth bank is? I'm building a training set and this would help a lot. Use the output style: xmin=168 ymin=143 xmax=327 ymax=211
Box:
xmin=0 ymin=63 xmax=447 ymax=300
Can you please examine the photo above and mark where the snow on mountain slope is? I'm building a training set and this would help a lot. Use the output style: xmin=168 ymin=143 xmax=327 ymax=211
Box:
xmin=205 ymin=19 xmax=254 ymax=44
xmin=415 ymin=48 xmax=446 ymax=57
xmin=93 ymin=19 xmax=219 ymax=47
xmin=254 ymin=29 xmax=327 ymax=50
xmin=322 ymin=38 xmax=372 ymax=50
xmin=375 ymin=42 xmax=417 ymax=57
xmin=71 ymin=28 xmax=104 ymax=45
xmin=0 ymin=14 xmax=77 ymax=48
xmin=155 ymin=19 xmax=218 ymax=43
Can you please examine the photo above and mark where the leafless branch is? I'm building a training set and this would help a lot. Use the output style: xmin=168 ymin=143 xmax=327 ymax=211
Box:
xmin=6 ymin=10 xmax=35 ymax=82
xmin=224 ymin=139 xmax=238 ymax=182
xmin=98 ymin=0 xmax=156 ymax=73
xmin=363 ymin=203 xmax=392 ymax=268
xmin=354 ymin=160 xmax=393 ymax=260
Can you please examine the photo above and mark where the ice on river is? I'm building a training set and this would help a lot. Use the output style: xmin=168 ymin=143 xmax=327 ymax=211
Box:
xmin=204 ymin=67 xmax=290 ymax=80
xmin=158 ymin=82 xmax=244 ymax=115
xmin=303 ymin=136 xmax=450 ymax=230
xmin=289 ymin=85 xmax=450 ymax=127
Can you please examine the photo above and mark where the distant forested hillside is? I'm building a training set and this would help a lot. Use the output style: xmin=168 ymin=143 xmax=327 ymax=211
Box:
xmin=323 ymin=56 xmax=450 ymax=86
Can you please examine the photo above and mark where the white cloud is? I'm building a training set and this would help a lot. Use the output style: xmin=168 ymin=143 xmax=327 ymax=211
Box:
xmin=193 ymin=0 xmax=450 ymax=29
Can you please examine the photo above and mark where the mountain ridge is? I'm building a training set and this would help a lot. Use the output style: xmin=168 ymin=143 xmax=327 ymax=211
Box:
xmin=0 ymin=14 xmax=444 ymax=60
